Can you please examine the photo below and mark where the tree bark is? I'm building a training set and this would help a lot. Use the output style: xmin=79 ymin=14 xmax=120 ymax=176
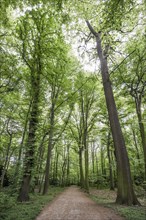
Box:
xmin=91 ymin=142 xmax=95 ymax=174
xmin=36 ymin=132 xmax=47 ymax=188
xmin=1 ymin=133 xmax=12 ymax=187
xmin=79 ymin=146 xmax=85 ymax=188
xmin=107 ymin=132 xmax=114 ymax=190
xmin=135 ymin=99 xmax=146 ymax=181
xmin=43 ymin=102 xmax=55 ymax=195
xmin=80 ymin=90 xmax=89 ymax=192
xmin=132 ymin=128 xmax=141 ymax=169
xmin=67 ymin=144 xmax=70 ymax=185
xmin=17 ymin=73 xmax=40 ymax=202
xmin=86 ymin=20 xmax=140 ymax=205
xmin=14 ymin=100 xmax=32 ymax=184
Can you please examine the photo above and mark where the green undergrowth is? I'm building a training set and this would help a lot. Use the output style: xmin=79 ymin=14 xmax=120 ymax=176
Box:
xmin=0 ymin=186 xmax=64 ymax=220
xmin=90 ymin=189 xmax=146 ymax=220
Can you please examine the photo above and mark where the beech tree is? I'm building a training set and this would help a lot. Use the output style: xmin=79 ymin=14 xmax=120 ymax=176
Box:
xmin=86 ymin=20 xmax=140 ymax=205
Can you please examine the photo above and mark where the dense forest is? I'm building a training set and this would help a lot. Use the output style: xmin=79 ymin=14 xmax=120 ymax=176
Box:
xmin=0 ymin=0 xmax=146 ymax=217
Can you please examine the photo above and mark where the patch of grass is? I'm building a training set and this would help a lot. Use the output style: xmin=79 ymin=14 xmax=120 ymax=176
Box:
xmin=90 ymin=191 xmax=146 ymax=220
xmin=115 ymin=205 xmax=146 ymax=220
xmin=0 ymin=186 xmax=64 ymax=220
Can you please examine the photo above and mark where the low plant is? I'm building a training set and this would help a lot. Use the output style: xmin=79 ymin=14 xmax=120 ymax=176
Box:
xmin=0 ymin=186 xmax=64 ymax=220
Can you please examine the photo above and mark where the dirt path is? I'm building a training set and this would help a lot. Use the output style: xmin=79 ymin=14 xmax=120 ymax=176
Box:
xmin=36 ymin=186 xmax=124 ymax=220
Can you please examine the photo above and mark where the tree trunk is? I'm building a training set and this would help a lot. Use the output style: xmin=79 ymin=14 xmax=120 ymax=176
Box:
xmin=132 ymin=128 xmax=141 ymax=169
xmin=96 ymin=154 xmax=99 ymax=188
xmin=91 ymin=142 xmax=95 ymax=174
xmin=84 ymin=142 xmax=89 ymax=192
xmin=43 ymin=103 xmax=55 ymax=195
xmin=135 ymin=100 xmax=146 ymax=181
xmin=14 ymin=100 xmax=32 ymax=184
xmin=100 ymin=145 xmax=104 ymax=176
xmin=61 ymin=158 xmax=67 ymax=186
xmin=86 ymin=20 xmax=140 ymax=205
xmin=35 ymin=132 xmax=47 ymax=188
xmin=79 ymin=147 xmax=85 ymax=188
xmin=107 ymin=132 xmax=114 ymax=190
xmin=81 ymin=91 xmax=89 ymax=193
xmin=18 ymin=73 xmax=40 ymax=202
xmin=1 ymin=133 xmax=12 ymax=187
xmin=67 ymin=144 xmax=70 ymax=185
xmin=55 ymin=153 xmax=59 ymax=180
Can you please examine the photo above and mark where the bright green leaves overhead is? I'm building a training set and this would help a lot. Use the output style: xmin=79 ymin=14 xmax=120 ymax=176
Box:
xmin=103 ymin=0 xmax=135 ymax=30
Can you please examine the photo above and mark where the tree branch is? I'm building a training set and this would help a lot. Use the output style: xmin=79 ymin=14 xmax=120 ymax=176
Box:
xmin=86 ymin=20 xmax=98 ymax=37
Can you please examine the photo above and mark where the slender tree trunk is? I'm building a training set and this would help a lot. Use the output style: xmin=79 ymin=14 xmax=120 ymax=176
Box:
xmin=80 ymin=90 xmax=89 ymax=193
xmin=61 ymin=158 xmax=67 ymax=186
xmin=79 ymin=147 xmax=85 ymax=188
xmin=14 ymin=101 xmax=32 ymax=183
xmin=83 ymin=127 xmax=89 ymax=192
xmin=100 ymin=145 xmax=104 ymax=176
xmin=43 ymin=103 xmax=55 ymax=195
xmin=132 ymin=128 xmax=141 ymax=169
xmin=55 ymin=153 xmax=59 ymax=181
xmin=1 ymin=133 xmax=12 ymax=187
xmin=81 ymin=99 xmax=89 ymax=192
xmin=67 ymin=144 xmax=70 ymax=185
xmin=86 ymin=20 xmax=140 ymax=205
xmin=107 ymin=132 xmax=114 ymax=190
xmin=91 ymin=142 xmax=95 ymax=174
xmin=53 ymin=150 xmax=56 ymax=181
xmin=84 ymin=141 xmax=89 ymax=192
xmin=135 ymin=101 xmax=146 ymax=181
xmin=96 ymin=154 xmax=99 ymax=188
xmin=39 ymin=172 xmax=45 ymax=193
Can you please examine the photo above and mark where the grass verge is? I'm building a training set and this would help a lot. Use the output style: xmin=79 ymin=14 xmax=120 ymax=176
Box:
xmin=0 ymin=186 xmax=64 ymax=220
xmin=90 ymin=190 xmax=146 ymax=220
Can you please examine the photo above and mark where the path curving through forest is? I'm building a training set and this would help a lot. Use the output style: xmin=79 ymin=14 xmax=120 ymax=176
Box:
xmin=36 ymin=186 xmax=124 ymax=220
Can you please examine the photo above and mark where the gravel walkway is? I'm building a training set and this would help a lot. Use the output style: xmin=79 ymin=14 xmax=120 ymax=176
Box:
xmin=36 ymin=186 xmax=124 ymax=220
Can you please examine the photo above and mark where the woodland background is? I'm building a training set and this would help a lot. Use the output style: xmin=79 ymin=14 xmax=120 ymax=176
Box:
xmin=0 ymin=0 xmax=146 ymax=219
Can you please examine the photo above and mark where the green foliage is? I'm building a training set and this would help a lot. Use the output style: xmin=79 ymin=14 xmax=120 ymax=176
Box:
xmin=116 ymin=206 xmax=146 ymax=220
xmin=0 ymin=187 xmax=64 ymax=220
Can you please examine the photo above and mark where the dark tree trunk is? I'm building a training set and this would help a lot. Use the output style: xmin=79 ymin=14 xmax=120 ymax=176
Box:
xmin=17 ymin=73 xmax=40 ymax=202
xmin=86 ymin=20 xmax=140 ymax=205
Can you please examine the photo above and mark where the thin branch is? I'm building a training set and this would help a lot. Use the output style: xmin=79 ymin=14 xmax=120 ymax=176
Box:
xmin=110 ymin=50 xmax=136 ymax=75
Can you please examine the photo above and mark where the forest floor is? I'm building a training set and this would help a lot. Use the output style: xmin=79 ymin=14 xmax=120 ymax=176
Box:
xmin=36 ymin=185 xmax=124 ymax=220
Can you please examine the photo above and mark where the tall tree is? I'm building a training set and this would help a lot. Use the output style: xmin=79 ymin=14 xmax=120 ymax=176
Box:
xmin=17 ymin=12 xmax=42 ymax=201
xmin=86 ymin=21 xmax=140 ymax=205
